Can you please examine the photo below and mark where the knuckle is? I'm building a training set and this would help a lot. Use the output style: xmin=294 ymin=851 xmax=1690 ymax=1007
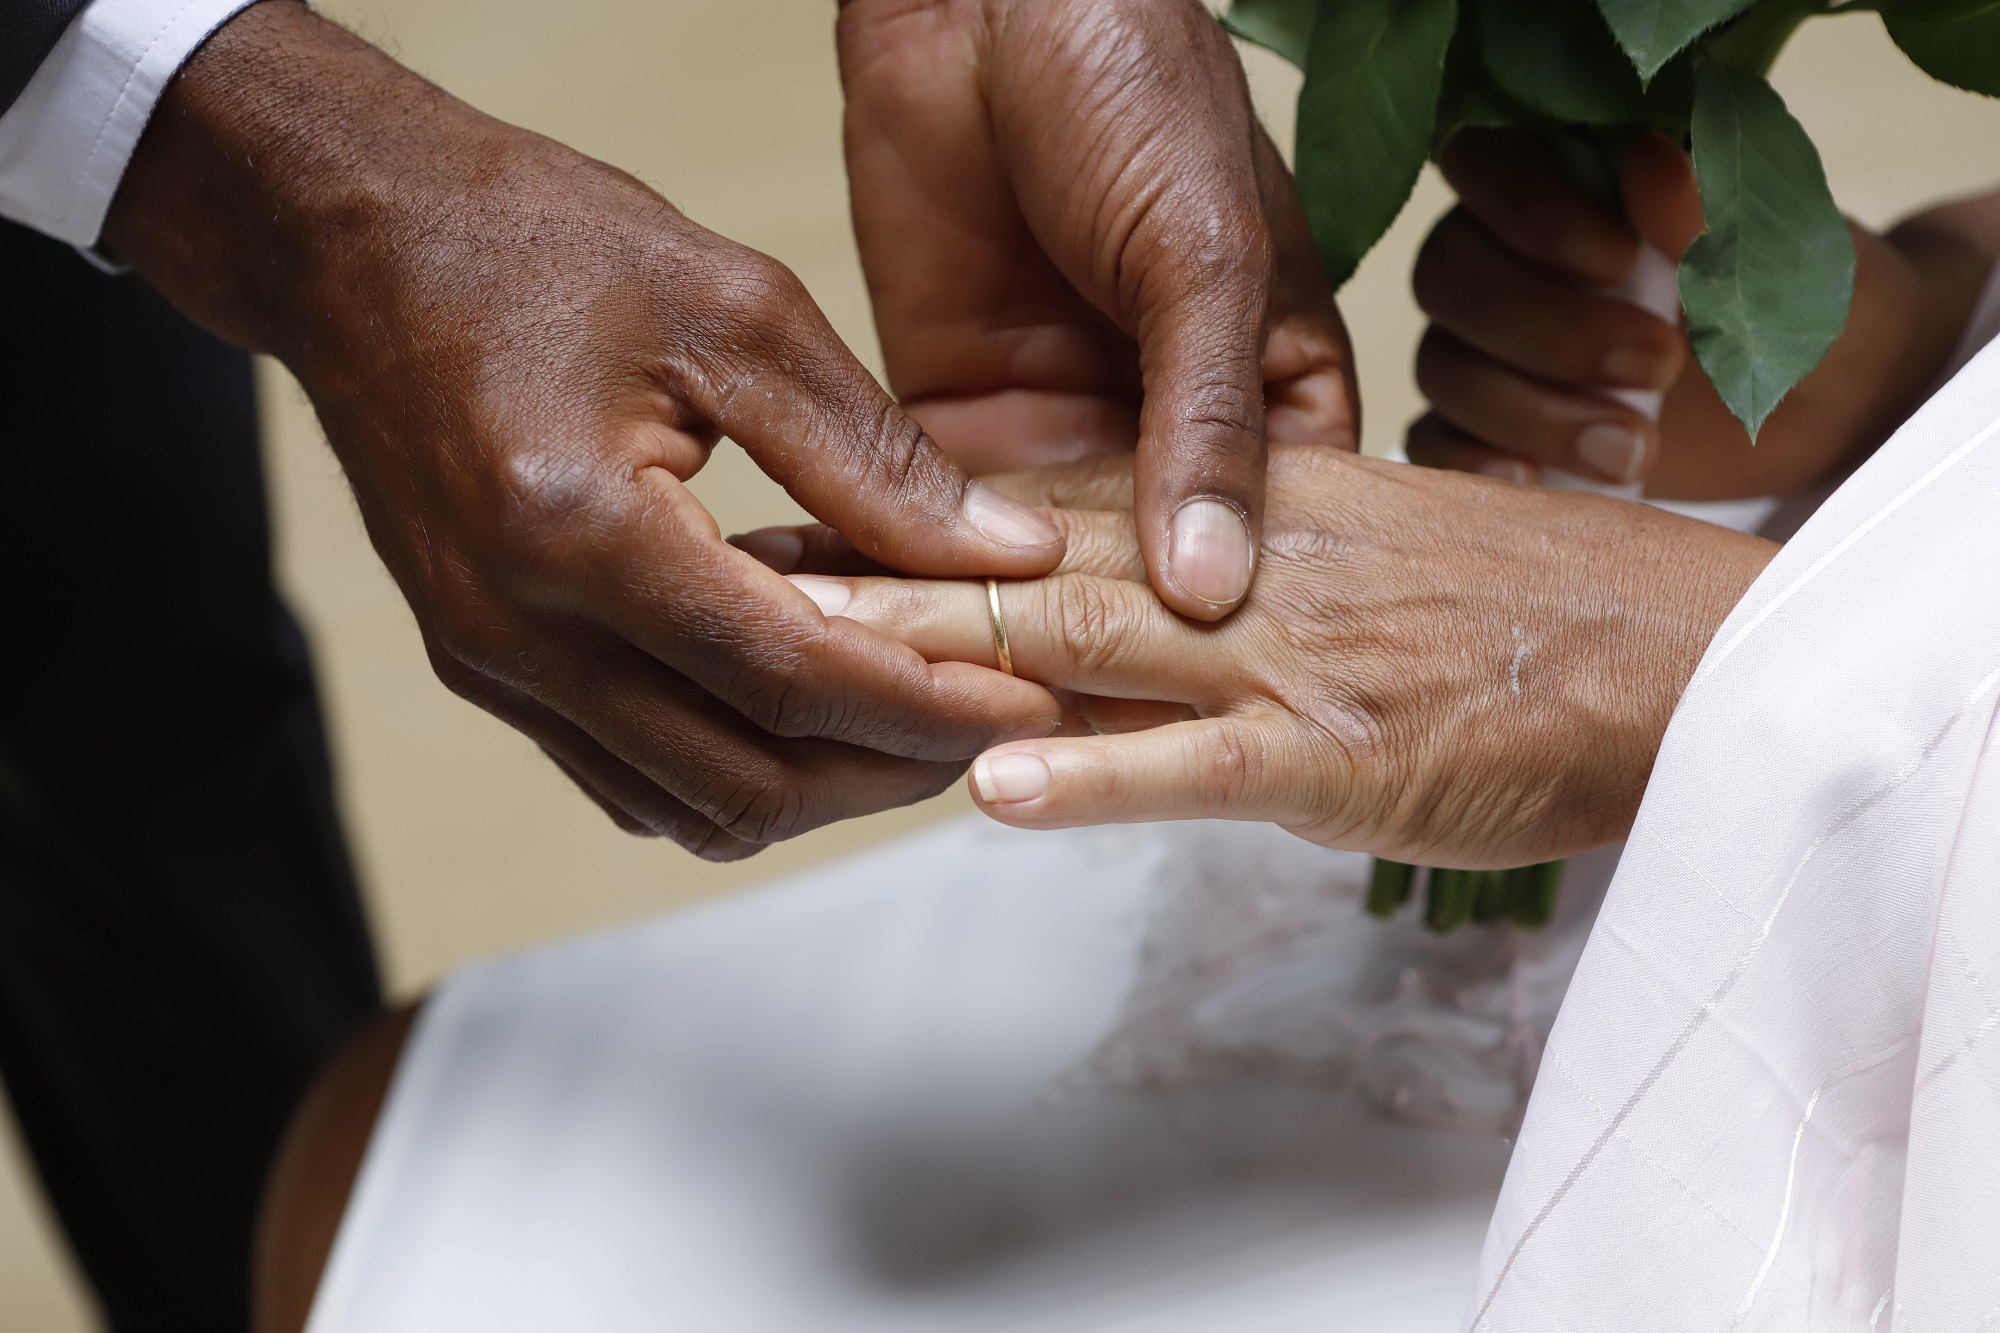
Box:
xmin=713 ymin=252 xmax=811 ymax=335
xmin=851 ymin=402 xmax=937 ymax=507
xmin=700 ymin=772 xmax=812 ymax=846
xmin=1169 ymin=375 xmax=1263 ymax=452
xmin=426 ymin=607 xmax=516 ymax=683
xmin=1201 ymin=726 xmax=1265 ymax=800
xmin=725 ymin=655 xmax=848 ymax=741
xmin=1050 ymin=579 xmax=1126 ymax=675
xmin=1111 ymin=147 xmax=1272 ymax=314
xmin=479 ymin=445 xmax=627 ymax=592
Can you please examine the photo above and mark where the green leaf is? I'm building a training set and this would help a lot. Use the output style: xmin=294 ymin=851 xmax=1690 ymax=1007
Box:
xmin=1296 ymin=0 xmax=1458 ymax=287
xmin=1549 ymin=127 xmax=1630 ymax=212
xmin=1593 ymin=0 xmax=1759 ymax=81
xmin=1678 ymin=62 xmax=1854 ymax=439
xmin=1482 ymin=0 xmax=1650 ymax=123
xmin=1885 ymin=3 xmax=2000 ymax=95
xmin=1222 ymin=0 xmax=1318 ymax=68
xmin=1435 ymin=4 xmax=1551 ymax=148
xmin=1879 ymin=0 xmax=2000 ymax=23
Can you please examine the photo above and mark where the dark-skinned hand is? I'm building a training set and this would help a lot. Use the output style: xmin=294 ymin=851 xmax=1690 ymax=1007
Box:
xmin=1409 ymin=128 xmax=1999 ymax=498
xmin=104 ymin=1 xmax=1073 ymax=858
xmin=832 ymin=0 xmax=1357 ymax=619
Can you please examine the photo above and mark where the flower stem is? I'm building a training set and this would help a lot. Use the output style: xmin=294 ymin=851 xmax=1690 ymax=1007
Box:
xmin=1365 ymin=857 xmax=1418 ymax=917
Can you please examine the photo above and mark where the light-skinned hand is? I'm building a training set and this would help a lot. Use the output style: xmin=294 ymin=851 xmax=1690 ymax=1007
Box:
xmin=779 ymin=450 xmax=1776 ymax=868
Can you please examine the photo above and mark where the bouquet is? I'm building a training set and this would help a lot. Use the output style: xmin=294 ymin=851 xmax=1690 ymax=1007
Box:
xmin=1222 ymin=0 xmax=2000 ymax=927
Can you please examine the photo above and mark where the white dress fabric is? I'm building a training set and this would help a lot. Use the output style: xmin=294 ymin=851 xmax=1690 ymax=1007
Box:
xmin=1467 ymin=330 xmax=2000 ymax=1329
xmin=309 ymin=280 xmax=2000 ymax=1329
xmin=306 ymin=819 xmax=1531 ymax=1333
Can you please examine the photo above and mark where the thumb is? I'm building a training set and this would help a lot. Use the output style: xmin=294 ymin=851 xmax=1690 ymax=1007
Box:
xmin=1130 ymin=234 xmax=1274 ymax=622
xmin=964 ymin=716 xmax=1338 ymax=833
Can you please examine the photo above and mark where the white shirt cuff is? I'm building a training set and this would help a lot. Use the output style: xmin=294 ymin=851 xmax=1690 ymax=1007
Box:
xmin=0 ymin=0 xmax=262 ymax=248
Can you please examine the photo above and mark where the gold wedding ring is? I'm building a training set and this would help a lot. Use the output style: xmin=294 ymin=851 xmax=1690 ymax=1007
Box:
xmin=985 ymin=578 xmax=1015 ymax=677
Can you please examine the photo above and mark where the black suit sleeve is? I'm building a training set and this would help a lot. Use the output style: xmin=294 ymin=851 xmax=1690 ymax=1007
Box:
xmin=2 ymin=0 xmax=92 ymax=115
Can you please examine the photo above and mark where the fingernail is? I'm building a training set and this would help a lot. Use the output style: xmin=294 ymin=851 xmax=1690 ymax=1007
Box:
xmin=1169 ymin=499 xmax=1253 ymax=607
xmin=963 ymin=481 xmax=1062 ymax=550
xmin=787 ymin=575 xmax=850 ymax=618
xmin=1600 ymin=343 xmax=1673 ymax=389
xmin=1478 ymin=458 xmax=1536 ymax=486
xmin=731 ymin=528 xmax=805 ymax=573
xmin=1574 ymin=423 xmax=1647 ymax=484
xmin=971 ymin=750 xmax=1050 ymax=804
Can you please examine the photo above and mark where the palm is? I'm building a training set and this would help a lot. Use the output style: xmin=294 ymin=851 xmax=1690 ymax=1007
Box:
xmin=837 ymin=0 xmax=1356 ymax=477
xmin=839 ymin=2 xmax=1140 ymax=471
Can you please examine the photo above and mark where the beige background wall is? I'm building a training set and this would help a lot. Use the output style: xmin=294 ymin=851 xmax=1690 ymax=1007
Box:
xmin=5 ymin=4 xmax=1997 ymax=1327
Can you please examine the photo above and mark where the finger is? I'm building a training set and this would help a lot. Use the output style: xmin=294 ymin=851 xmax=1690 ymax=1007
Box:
xmin=681 ymin=244 xmax=1066 ymax=578
xmin=1620 ymin=130 xmax=1705 ymax=263
xmin=1130 ymin=229 xmax=1270 ymax=621
xmin=981 ymin=454 xmax=1137 ymax=512
xmin=963 ymin=716 xmax=1336 ymax=832
xmin=563 ymin=470 xmax=1063 ymax=760
xmin=981 ymin=1 xmax=1275 ymax=618
xmin=1405 ymin=412 xmax=1542 ymax=486
xmin=1414 ymin=208 xmax=1682 ymax=392
xmin=1265 ymin=315 xmax=1361 ymax=451
xmin=542 ymin=750 xmax=658 ymax=838
xmin=1048 ymin=509 xmax=1146 ymax=582
xmin=1253 ymin=123 xmax=1360 ymax=452
xmin=520 ymin=639 xmax=982 ymax=845
xmin=439 ymin=667 xmax=765 ymax=860
xmin=765 ymin=507 xmax=1144 ymax=585
xmin=728 ymin=525 xmax=890 ymax=578
xmin=539 ymin=752 xmax=765 ymax=862
xmin=1437 ymin=128 xmax=1637 ymax=287
xmin=795 ymin=569 xmax=1223 ymax=703
xmin=1416 ymin=328 xmax=1657 ymax=486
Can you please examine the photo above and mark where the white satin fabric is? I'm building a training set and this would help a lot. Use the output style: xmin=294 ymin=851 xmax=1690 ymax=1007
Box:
xmin=1467 ymin=334 xmax=2000 ymax=1330
xmin=308 ymin=279 xmax=2000 ymax=1329
xmin=307 ymin=821 xmax=1517 ymax=1333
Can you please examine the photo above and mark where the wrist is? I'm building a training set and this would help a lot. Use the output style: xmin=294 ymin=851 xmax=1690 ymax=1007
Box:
xmin=102 ymin=2 xmax=548 ymax=369
xmin=1606 ymin=515 xmax=1776 ymax=826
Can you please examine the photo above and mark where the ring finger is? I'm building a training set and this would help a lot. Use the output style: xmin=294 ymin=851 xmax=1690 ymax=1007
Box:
xmin=790 ymin=566 xmax=1227 ymax=704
